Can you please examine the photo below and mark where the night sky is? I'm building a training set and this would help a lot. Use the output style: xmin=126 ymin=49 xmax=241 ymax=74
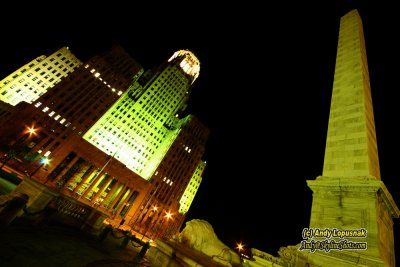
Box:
xmin=1 ymin=0 xmax=399 ymax=259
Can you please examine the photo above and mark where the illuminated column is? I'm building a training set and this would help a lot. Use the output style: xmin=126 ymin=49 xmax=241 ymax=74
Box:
xmin=72 ymin=166 xmax=95 ymax=195
xmin=90 ymin=176 xmax=112 ymax=205
xmin=102 ymin=181 xmax=122 ymax=209
xmin=65 ymin=164 xmax=93 ymax=191
xmin=80 ymin=172 xmax=106 ymax=200
xmin=113 ymin=188 xmax=132 ymax=215
xmin=109 ymin=184 xmax=128 ymax=212
xmin=306 ymin=10 xmax=399 ymax=267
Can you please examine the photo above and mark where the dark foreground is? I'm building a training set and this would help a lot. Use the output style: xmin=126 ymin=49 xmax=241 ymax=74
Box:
xmin=0 ymin=218 xmax=150 ymax=267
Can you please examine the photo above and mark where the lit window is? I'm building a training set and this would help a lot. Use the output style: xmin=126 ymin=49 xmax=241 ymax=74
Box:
xmin=48 ymin=111 xmax=55 ymax=117
xmin=94 ymin=72 xmax=100 ymax=78
xmin=84 ymin=64 xmax=89 ymax=68
xmin=34 ymin=102 xmax=42 ymax=108
xmin=42 ymin=106 xmax=49 ymax=112
xmin=118 ymin=91 xmax=122 ymax=96
xmin=44 ymin=151 xmax=51 ymax=157
xmin=90 ymin=69 xmax=95 ymax=73
xmin=60 ymin=118 xmax=66 ymax=124
xmin=54 ymin=115 xmax=61 ymax=121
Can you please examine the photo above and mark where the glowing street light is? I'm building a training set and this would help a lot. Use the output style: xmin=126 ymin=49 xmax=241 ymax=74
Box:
xmin=236 ymin=242 xmax=245 ymax=261
xmin=25 ymin=126 xmax=37 ymax=136
xmin=165 ymin=211 xmax=172 ymax=220
xmin=0 ymin=124 xmax=39 ymax=170
xmin=140 ymin=205 xmax=160 ymax=241
xmin=30 ymin=156 xmax=51 ymax=178
xmin=236 ymin=242 xmax=244 ymax=252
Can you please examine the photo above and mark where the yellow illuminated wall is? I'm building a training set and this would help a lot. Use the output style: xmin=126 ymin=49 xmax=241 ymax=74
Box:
xmin=83 ymin=50 xmax=200 ymax=180
xmin=0 ymin=47 xmax=82 ymax=106
xmin=179 ymin=160 xmax=205 ymax=214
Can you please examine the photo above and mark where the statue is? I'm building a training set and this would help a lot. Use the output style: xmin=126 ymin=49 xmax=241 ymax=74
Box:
xmin=176 ymin=219 xmax=242 ymax=266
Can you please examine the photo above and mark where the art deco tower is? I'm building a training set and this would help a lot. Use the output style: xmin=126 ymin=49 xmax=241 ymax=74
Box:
xmin=83 ymin=50 xmax=201 ymax=180
xmin=82 ymin=50 xmax=208 ymax=237
xmin=306 ymin=10 xmax=399 ymax=267
xmin=0 ymin=46 xmax=208 ymax=241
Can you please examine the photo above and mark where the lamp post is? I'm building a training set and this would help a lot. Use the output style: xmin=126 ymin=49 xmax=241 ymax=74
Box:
xmin=236 ymin=242 xmax=244 ymax=261
xmin=0 ymin=125 xmax=38 ymax=170
xmin=154 ymin=211 xmax=173 ymax=240
xmin=140 ymin=205 xmax=158 ymax=241
xmin=29 ymin=157 xmax=50 ymax=179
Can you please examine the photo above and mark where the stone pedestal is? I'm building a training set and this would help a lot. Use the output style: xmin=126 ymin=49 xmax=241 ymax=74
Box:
xmin=306 ymin=176 xmax=400 ymax=267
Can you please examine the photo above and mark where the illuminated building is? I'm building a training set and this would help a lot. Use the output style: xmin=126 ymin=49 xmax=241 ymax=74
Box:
xmin=0 ymin=47 xmax=81 ymax=106
xmin=126 ymin=115 xmax=209 ymax=240
xmin=83 ymin=50 xmax=201 ymax=180
xmin=0 ymin=46 xmax=209 ymax=240
xmin=82 ymin=49 xmax=209 ymax=236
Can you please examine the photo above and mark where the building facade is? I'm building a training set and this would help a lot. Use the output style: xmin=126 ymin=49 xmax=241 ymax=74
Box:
xmin=0 ymin=47 xmax=81 ymax=106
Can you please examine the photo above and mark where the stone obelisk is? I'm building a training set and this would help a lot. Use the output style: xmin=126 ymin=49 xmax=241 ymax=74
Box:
xmin=306 ymin=9 xmax=399 ymax=267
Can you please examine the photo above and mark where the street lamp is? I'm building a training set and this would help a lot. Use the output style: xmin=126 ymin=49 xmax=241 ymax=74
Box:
xmin=236 ymin=242 xmax=244 ymax=261
xmin=30 ymin=157 xmax=50 ymax=178
xmin=25 ymin=126 xmax=37 ymax=136
xmin=0 ymin=125 xmax=39 ymax=170
xmin=154 ymin=211 xmax=173 ymax=240
xmin=140 ymin=205 xmax=158 ymax=241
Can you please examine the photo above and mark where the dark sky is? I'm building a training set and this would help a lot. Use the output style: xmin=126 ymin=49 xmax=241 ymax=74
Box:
xmin=1 ymin=0 xmax=399 ymax=258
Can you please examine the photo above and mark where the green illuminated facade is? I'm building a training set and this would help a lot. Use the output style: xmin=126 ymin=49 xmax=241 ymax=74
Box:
xmin=179 ymin=160 xmax=205 ymax=214
xmin=83 ymin=50 xmax=201 ymax=180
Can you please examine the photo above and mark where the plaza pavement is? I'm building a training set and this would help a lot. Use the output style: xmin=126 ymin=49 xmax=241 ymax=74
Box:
xmin=0 ymin=218 xmax=150 ymax=267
